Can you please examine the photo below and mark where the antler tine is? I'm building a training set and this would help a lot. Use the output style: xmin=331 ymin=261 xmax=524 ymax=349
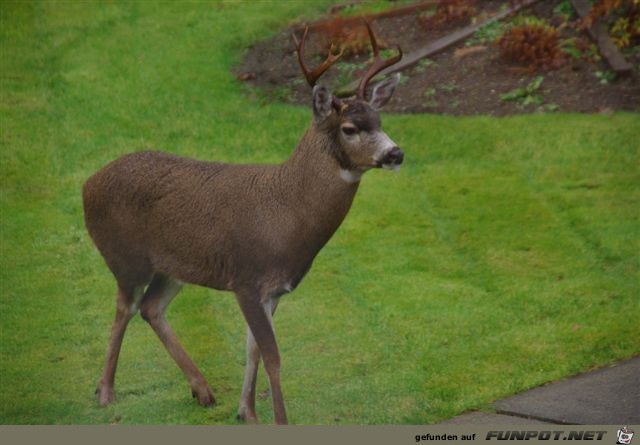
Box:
xmin=356 ymin=21 xmax=403 ymax=100
xmin=292 ymin=26 xmax=343 ymax=88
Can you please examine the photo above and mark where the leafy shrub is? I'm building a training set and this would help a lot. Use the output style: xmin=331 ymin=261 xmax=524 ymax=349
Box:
xmin=610 ymin=14 xmax=640 ymax=48
xmin=497 ymin=21 xmax=564 ymax=69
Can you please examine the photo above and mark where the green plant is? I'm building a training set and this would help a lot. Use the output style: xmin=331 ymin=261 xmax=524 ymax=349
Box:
xmin=466 ymin=20 xmax=507 ymax=46
xmin=398 ymin=72 xmax=410 ymax=85
xmin=467 ymin=15 xmax=560 ymax=50
xmin=415 ymin=58 xmax=436 ymax=73
xmin=441 ymin=83 xmax=458 ymax=93
xmin=560 ymin=38 xmax=583 ymax=59
xmin=559 ymin=37 xmax=604 ymax=62
xmin=270 ymin=85 xmax=292 ymax=102
xmin=379 ymin=48 xmax=397 ymax=60
xmin=423 ymin=87 xmax=437 ymax=107
xmin=553 ymin=0 xmax=575 ymax=19
xmin=585 ymin=42 xmax=603 ymax=61
xmin=595 ymin=70 xmax=617 ymax=84
xmin=500 ymin=76 xmax=545 ymax=107
xmin=611 ymin=17 xmax=631 ymax=47
xmin=511 ymin=15 xmax=551 ymax=28
xmin=336 ymin=61 xmax=366 ymax=87
xmin=423 ymin=87 xmax=436 ymax=97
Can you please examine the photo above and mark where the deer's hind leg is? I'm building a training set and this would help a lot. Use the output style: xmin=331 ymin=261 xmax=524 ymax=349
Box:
xmin=96 ymin=284 xmax=145 ymax=406
xmin=140 ymin=274 xmax=215 ymax=407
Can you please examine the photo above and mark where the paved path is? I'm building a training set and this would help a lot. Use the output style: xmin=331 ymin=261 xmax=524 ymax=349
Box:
xmin=440 ymin=356 xmax=640 ymax=424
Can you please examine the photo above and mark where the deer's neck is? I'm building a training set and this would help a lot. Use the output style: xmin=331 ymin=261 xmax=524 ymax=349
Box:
xmin=281 ymin=126 xmax=360 ymax=237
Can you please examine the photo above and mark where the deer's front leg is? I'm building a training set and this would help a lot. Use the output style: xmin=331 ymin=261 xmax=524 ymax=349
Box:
xmin=235 ymin=293 xmax=285 ymax=424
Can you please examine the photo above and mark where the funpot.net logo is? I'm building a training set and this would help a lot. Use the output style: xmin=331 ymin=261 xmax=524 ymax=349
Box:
xmin=617 ymin=427 xmax=634 ymax=445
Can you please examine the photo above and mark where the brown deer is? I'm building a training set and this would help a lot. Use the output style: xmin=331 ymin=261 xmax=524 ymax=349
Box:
xmin=83 ymin=22 xmax=403 ymax=425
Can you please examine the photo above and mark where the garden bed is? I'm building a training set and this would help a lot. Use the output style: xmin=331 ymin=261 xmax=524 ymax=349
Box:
xmin=235 ymin=0 xmax=639 ymax=115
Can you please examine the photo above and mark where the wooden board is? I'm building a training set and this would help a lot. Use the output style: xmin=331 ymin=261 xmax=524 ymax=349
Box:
xmin=569 ymin=0 xmax=632 ymax=76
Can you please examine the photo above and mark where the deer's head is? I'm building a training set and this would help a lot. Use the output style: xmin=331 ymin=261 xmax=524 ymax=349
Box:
xmin=293 ymin=23 xmax=404 ymax=178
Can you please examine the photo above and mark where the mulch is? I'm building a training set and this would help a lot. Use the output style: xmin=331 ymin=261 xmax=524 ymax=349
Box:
xmin=235 ymin=0 xmax=639 ymax=116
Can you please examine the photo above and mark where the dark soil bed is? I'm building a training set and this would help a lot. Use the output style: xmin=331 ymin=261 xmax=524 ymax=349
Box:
xmin=235 ymin=0 xmax=639 ymax=116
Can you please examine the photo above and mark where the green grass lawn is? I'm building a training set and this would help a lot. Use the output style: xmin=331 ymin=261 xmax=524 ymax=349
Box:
xmin=1 ymin=1 xmax=638 ymax=425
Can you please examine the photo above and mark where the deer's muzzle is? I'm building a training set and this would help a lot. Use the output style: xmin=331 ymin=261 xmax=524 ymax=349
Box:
xmin=379 ymin=146 xmax=404 ymax=168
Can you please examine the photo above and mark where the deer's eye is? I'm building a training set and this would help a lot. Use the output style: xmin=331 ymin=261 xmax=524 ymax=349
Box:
xmin=341 ymin=125 xmax=358 ymax=136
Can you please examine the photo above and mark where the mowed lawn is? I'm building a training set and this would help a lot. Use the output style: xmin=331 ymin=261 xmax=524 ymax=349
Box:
xmin=1 ymin=1 xmax=638 ymax=425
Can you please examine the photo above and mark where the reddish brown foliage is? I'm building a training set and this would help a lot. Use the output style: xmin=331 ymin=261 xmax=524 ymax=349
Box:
xmin=419 ymin=0 xmax=476 ymax=28
xmin=315 ymin=17 xmax=386 ymax=56
xmin=585 ymin=0 xmax=625 ymax=25
xmin=497 ymin=23 xmax=564 ymax=70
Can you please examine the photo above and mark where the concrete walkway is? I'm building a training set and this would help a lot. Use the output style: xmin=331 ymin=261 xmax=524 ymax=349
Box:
xmin=441 ymin=356 xmax=640 ymax=424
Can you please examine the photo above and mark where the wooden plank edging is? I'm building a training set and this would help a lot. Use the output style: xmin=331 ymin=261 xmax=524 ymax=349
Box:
xmin=569 ymin=0 xmax=632 ymax=76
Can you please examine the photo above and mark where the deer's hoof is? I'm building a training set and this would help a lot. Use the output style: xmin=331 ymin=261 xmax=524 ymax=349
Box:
xmin=191 ymin=386 xmax=216 ymax=407
xmin=237 ymin=407 xmax=259 ymax=424
xmin=95 ymin=384 xmax=116 ymax=406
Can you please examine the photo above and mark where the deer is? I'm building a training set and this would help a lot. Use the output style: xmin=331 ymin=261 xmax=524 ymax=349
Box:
xmin=82 ymin=22 xmax=403 ymax=425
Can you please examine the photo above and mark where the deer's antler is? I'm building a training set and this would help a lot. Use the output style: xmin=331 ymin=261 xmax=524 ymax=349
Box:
xmin=292 ymin=27 xmax=344 ymax=88
xmin=356 ymin=21 xmax=403 ymax=100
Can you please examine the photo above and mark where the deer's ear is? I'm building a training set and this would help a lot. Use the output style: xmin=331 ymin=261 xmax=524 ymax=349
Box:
xmin=312 ymin=85 xmax=333 ymax=123
xmin=369 ymin=73 xmax=400 ymax=110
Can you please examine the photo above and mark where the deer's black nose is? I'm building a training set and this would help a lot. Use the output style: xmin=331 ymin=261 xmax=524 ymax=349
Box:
xmin=383 ymin=146 xmax=404 ymax=165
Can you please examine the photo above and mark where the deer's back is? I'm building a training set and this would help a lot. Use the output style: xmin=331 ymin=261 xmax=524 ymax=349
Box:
xmin=82 ymin=151 xmax=306 ymax=292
